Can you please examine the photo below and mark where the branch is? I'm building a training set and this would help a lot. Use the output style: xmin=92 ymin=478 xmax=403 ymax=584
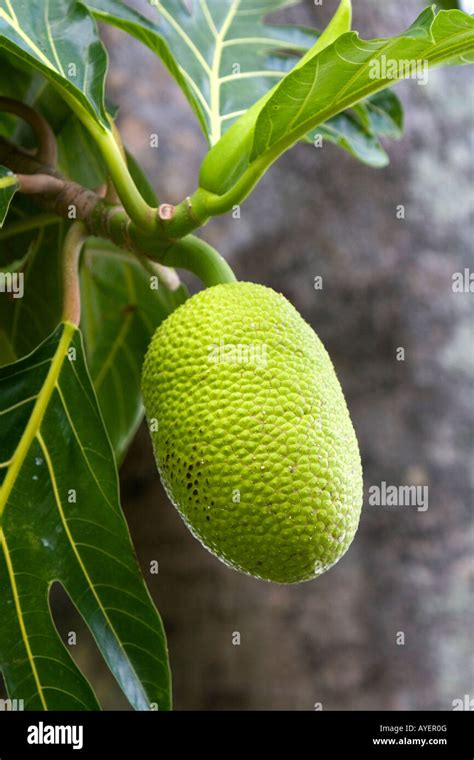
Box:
xmin=0 ymin=138 xmax=236 ymax=287
xmin=0 ymin=97 xmax=160 ymax=233
xmin=0 ymin=136 xmax=123 ymax=235
xmin=16 ymin=173 xmax=64 ymax=195
xmin=0 ymin=97 xmax=58 ymax=167
xmin=63 ymin=222 xmax=87 ymax=325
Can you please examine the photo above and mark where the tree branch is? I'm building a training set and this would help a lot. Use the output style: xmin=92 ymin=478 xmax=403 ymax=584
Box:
xmin=0 ymin=97 xmax=58 ymax=167
xmin=0 ymin=137 xmax=236 ymax=287
xmin=0 ymin=136 xmax=128 ymax=238
xmin=63 ymin=222 xmax=87 ymax=326
xmin=16 ymin=173 xmax=64 ymax=195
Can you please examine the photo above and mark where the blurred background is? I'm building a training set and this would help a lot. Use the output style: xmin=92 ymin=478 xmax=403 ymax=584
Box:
xmin=52 ymin=0 xmax=474 ymax=709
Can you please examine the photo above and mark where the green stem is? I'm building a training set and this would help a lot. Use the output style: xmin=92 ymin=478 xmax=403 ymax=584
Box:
xmin=85 ymin=199 xmax=237 ymax=286
xmin=92 ymin=126 xmax=158 ymax=233
xmin=79 ymin=223 xmax=236 ymax=288
xmin=163 ymin=158 xmax=270 ymax=239
xmin=61 ymin=93 xmax=158 ymax=233
xmin=160 ymin=235 xmax=237 ymax=287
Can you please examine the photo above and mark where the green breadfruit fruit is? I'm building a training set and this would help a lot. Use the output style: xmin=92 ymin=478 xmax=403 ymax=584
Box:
xmin=142 ymin=282 xmax=363 ymax=583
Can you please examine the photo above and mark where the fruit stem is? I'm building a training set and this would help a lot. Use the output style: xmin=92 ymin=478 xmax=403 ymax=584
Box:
xmin=160 ymin=235 xmax=237 ymax=287
xmin=62 ymin=222 xmax=87 ymax=326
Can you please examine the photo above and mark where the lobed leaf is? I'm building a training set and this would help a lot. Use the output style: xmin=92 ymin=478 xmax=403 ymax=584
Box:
xmin=0 ymin=323 xmax=171 ymax=710
xmin=85 ymin=0 xmax=405 ymax=173
xmin=0 ymin=0 xmax=109 ymax=130
xmin=87 ymin=0 xmax=319 ymax=145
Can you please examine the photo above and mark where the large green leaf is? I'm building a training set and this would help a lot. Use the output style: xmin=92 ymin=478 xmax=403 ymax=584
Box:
xmin=0 ymin=323 xmax=171 ymax=710
xmin=81 ymin=240 xmax=187 ymax=463
xmin=87 ymin=0 xmax=319 ymax=145
xmin=86 ymin=0 xmax=405 ymax=170
xmin=0 ymin=0 xmax=109 ymax=129
xmin=0 ymin=165 xmax=18 ymax=226
xmin=251 ymin=7 xmax=474 ymax=162
xmin=199 ymin=6 xmax=473 ymax=197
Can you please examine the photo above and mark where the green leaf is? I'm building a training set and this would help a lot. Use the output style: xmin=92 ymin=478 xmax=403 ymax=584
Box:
xmin=86 ymin=0 xmax=319 ymax=145
xmin=86 ymin=0 xmax=405 ymax=173
xmin=0 ymin=0 xmax=109 ymax=129
xmin=0 ymin=221 xmax=65 ymax=366
xmin=307 ymin=91 xmax=404 ymax=168
xmin=81 ymin=240 xmax=187 ymax=464
xmin=436 ymin=1 xmax=461 ymax=8
xmin=296 ymin=0 xmax=351 ymax=68
xmin=57 ymin=117 xmax=108 ymax=189
xmin=0 ymin=165 xmax=19 ymax=226
xmin=199 ymin=6 xmax=472 ymax=200
xmin=311 ymin=112 xmax=389 ymax=168
xmin=0 ymin=323 xmax=171 ymax=710
xmin=362 ymin=90 xmax=404 ymax=140
xmin=251 ymin=7 xmax=474 ymax=163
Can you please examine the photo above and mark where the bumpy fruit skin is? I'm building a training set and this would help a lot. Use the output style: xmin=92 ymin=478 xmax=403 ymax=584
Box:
xmin=142 ymin=282 xmax=363 ymax=583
